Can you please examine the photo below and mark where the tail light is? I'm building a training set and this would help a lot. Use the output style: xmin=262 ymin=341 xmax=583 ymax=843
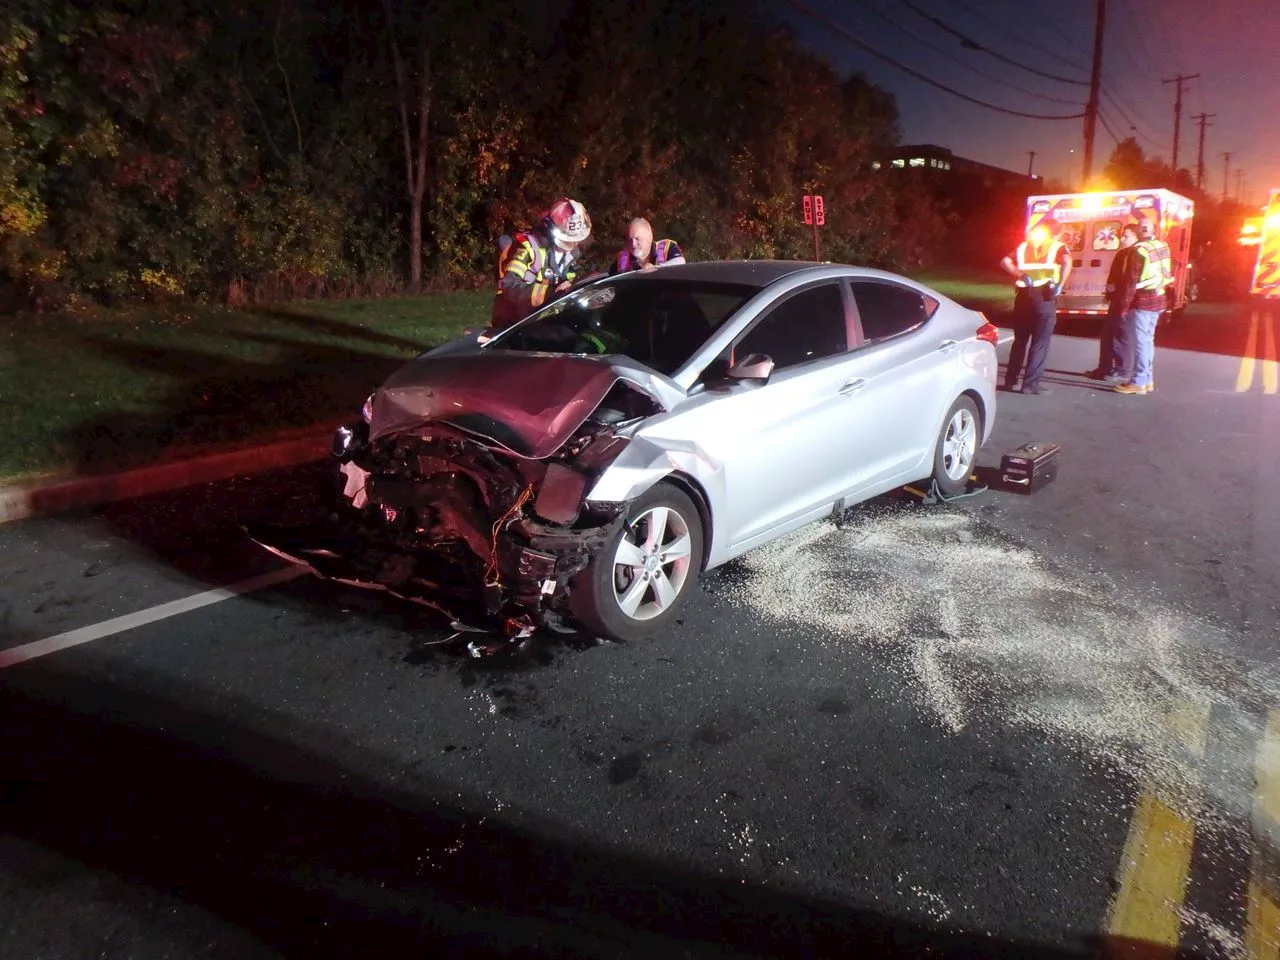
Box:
xmin=975 ymin=314 xmax=1000 ymax=346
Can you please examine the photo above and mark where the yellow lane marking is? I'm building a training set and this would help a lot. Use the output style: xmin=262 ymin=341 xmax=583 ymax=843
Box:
xmin=1238 ymin=311 xmax=1260 ymax=393
xmin=1263 ymin=311 xmax=1278 ymax=395
xmin=1247 ymin=710 xmax=1280 ymax=959
xmin=1248 ymin=887 xmax=1280 ymax=960
xmin=1105 ymin=701 xmax=1211 ymax=953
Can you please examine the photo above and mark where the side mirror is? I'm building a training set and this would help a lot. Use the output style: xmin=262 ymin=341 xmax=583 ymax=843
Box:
xmin=726 ymin=352 xmax=774 ymax=383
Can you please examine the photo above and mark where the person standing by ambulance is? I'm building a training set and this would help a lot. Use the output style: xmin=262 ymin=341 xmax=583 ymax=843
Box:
xmin=1088 ymin=222 xmax=1140 ymax=383
xmin=1114 ymin=219 xmax=1172 ymax=395
xmin=1000 ymin=219 xmax=1073 ymax=395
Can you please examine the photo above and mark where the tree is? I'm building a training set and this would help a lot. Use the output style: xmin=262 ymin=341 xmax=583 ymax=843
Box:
xmin=380 ymin=0 xmax=431 ymax=292
xmin=1102 ymin=137 xmax=1194 ymax=194
xmin=3 ymin=0 xmax=950 ymax=306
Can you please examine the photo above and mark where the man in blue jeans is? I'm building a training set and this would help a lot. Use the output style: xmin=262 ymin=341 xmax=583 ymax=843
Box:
xmin=1000 ymin=219 xmax=1073 ymax=395
xmin=1114 ymin=219 xmax=1171 ymax=395
xmin=1088 ymin=222 xmax=1140 ymax=382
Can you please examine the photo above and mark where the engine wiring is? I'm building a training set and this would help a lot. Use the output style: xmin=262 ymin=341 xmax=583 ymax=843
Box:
xmin=484 ymin=484 xmax=534 ymax=587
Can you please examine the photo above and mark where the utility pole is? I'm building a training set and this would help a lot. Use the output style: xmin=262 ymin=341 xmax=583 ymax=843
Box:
xmin=1081 ymin=0 xmax=1105 ymax=183
xmin=1192 ymin=112 xmax=1214 ymax=190
xmin=1222 ymin=152 xmax=1234 ymax=200
xmin=1162 ymin=73 xmax=1199 ymax=173
xmin=1235 ymin=168 xmax=1246 ymax=201
xmin=1027 ymin=150 xmax=1037 ymax=177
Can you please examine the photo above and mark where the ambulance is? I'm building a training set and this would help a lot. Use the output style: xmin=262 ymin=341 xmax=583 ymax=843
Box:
xmin=1024 ymin=188 xmax=1195 ymax=317
xmin=1249 ymin=189 xmax=1280 ymax=299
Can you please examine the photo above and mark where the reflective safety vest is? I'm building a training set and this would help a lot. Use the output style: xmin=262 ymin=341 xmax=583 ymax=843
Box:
xmin=1015 ymin=239 xmax=1067 ymax=287
xmin=1134 ymin=239 xmax=1173 ymax=292
xmin=491 ymin=228 xmax=581 ymax=329
xmin=616 ymin=238 xmax=682 ymax=273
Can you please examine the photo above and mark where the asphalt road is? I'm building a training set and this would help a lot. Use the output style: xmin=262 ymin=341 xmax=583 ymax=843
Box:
xmin=2 ymin=300 xmax=1280 ymax=959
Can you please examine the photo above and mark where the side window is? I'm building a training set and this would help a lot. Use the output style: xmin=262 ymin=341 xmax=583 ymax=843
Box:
xmin=734 ymin=283 xmax=847 ymax=369
xmin=851 ymin=281 xmax=936 ymax=343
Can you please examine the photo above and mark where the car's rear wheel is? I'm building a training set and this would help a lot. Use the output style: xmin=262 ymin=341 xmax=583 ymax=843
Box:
xmin=930 ymin=396 xmax=980 ymax=496
xmin=570 ymin=482 xmax=704 ymax=641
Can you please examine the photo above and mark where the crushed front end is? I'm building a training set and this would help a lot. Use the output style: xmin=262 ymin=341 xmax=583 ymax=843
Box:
xmin=249 ymin=381 xmax=656 ymax=639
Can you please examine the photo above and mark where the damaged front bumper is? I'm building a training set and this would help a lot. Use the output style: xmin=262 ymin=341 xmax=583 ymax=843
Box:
xmin=247 ymin=418 xmax=631 ymax=639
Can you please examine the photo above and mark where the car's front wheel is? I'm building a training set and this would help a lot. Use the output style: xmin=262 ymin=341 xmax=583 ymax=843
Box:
xmin=930 ymin=396 xmax=980 ymax=496
xmin=570 ymin=483 xmax=704 ymax=641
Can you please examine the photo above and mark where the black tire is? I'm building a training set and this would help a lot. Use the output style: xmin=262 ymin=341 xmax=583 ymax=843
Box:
xmin=930 ymin=396 xmax=980 ymax=497
xmin=570 ymin=482 xmax=704 ymax=641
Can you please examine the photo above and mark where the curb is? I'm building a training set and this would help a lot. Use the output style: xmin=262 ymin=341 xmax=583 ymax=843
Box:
xmin=0 ymin=426 xmax=337 ymax=526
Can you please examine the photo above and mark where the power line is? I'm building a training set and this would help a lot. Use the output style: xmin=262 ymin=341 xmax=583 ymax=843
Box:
xmin=1080 ymin=0 xmax=1105 ymax=182
xmin=1113 ymin=0 xmax=1162 ymax=70
xmin=854 ymin=0 xmax=1085 ymax=106
xmin=1192 ymin=112 xmax=1214 ymax=189
xmin=1111 ymin=77 xmax=1172 ymax=120
xmin=1106 ymin=1 xmax=1180 ymax=140
xmin=1089 ymin=5 xmax=1169 ymax=142
xmin=1101 ymin=92 xmax=1167 ymax=151
xmin=784 ymin=0 xmax=1088 ymax=120
xmin=1136 ymin=0 xmax=1188 ymax=76
xmin=947 ymin=0 xmax=1090 ymax=74
xmin=898 ymin=0 xmax=1091 ymax=86
xmin=1104 ymin=87 xmax=1166 ymax=141
xmin=1096 ymin=107 xmax=1123 ymax=145
xmin=986 ymin=0 xmax=1086 ymax=48
xmin=1162 ymin=72 xmax=1199 ymax=171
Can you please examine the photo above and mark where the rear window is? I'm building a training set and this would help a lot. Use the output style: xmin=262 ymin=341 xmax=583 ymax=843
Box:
xmin=494 ymin=278 xmax=759 ymax=376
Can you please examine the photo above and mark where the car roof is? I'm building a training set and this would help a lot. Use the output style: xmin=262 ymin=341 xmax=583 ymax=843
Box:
xmin=613 ymin=259 xmax=939 ymax=294
xmin=626 ymin=259 xmax=826 ymax=286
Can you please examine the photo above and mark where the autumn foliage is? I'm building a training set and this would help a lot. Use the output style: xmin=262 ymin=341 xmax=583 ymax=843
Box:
xmin=2 ymin=0 xmax=950 ymax=308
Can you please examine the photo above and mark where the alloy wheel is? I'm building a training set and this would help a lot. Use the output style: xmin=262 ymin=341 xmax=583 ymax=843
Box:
xmin=611 ymin=505 xmax=694 ymax=621
xmin=942 ymin=408 xmax=977 ymax=482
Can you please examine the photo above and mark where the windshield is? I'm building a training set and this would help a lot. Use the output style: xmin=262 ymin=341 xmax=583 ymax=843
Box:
xmin=491 ymin=278 xmax=759 ymax=376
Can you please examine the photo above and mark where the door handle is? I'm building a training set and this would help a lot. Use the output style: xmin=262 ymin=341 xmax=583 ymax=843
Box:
xmin=838 ymin=378 xmax=867 ymax=396
xmin=938 ymin=339 xmax=959 ymax=351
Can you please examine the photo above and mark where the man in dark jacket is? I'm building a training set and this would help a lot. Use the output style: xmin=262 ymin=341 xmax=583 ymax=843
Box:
xmin=1088 ymin=222 xmax=1140 ymax=383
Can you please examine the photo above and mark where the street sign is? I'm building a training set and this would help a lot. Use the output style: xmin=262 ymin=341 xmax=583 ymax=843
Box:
xmin=802 ymin=193 xmax=823 ymax=262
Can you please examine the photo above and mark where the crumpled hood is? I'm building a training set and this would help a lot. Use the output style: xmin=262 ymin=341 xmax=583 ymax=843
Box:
xmin=368 ymin=351 xmax=676 ymax=458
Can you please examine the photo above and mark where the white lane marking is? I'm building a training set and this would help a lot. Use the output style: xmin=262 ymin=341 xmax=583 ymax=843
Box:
xmin=0 ymin=567 xmax=309 ymax=669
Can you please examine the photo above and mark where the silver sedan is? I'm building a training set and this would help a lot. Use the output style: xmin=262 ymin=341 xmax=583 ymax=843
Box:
xmin=262 ymin=261 xmax=999 ymax=643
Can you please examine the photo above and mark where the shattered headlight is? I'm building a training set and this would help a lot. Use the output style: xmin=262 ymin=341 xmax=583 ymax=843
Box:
xmin=332 ymin=420 xmax=368 ymax=461
xmin=361 ymin=393 xmax=375 ymax=423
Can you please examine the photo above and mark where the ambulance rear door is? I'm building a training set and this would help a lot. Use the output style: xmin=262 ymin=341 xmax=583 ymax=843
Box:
xmin=1058 ymin=213 xmax=1122 ymax=316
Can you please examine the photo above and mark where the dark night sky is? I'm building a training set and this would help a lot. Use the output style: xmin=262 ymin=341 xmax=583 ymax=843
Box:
xmin=775 ymin=0 xmax=1280 ymax=205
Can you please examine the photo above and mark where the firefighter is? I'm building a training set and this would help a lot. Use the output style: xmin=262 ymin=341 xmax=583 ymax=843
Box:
xmin=1113 ymin=219 xmax=1172 ymax=395
xmin=490 ymin=197 xmax=592 ymax=331
xmin=612 ymin=218 xmax=686 ymax=274
xmin=1000 ymin=218 xmax=1073 ymax=395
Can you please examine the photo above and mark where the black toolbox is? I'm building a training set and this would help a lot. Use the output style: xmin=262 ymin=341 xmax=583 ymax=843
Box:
xmin=999 ymin=442 xmax=1060 ymax=493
